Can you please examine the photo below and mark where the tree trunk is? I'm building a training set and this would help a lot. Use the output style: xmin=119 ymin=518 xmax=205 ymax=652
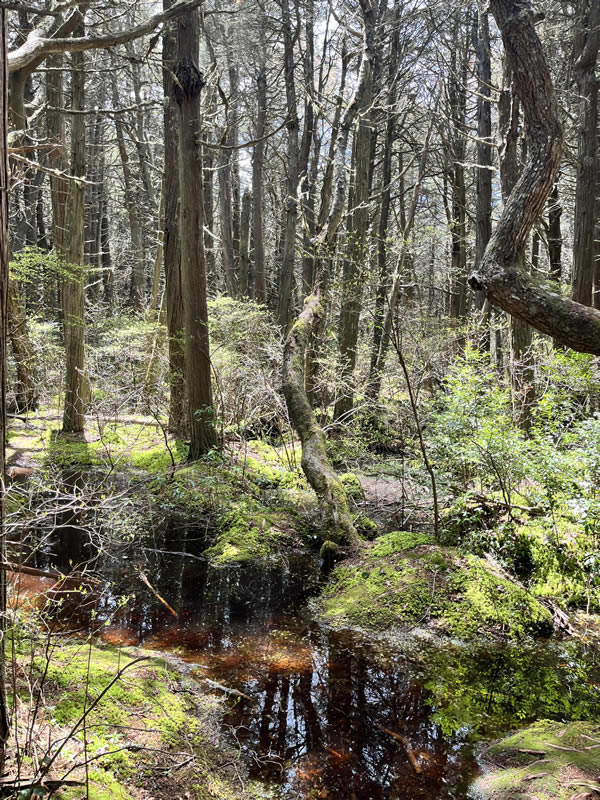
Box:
xmin=174 ymin=10 xmax=217 ymax=459
xmin=498 ymin=64 xmax=534 ymax=429
xmin=571 ymin=0 xmax=600 ymax=306
xmin=62 ymin=26 xmax=86 ymax=434
xmin=218 ymin=153 xmax=236 ymax=297
xmin=252 ymin=57 xmax=267 ymax=304
xmin=548 ymin=181 xmax=562 ymax=282
xmin=369 ymin=1 xmax=400 ymax=378
xmin=7 ymin=282 xmax=37 ymax=411
xmin=282 ymin=291 xmax=358 ymax=551
xmin=111 ymin=69 xmax=145 ymax=311
xmin=239 ymin=189 xmax=251 ymax=298
xmin=333 ymin=7 xmax=375 ymax=420
xmin=0 ymin=9 xmax=11 ymax=767
xmin=467 ymin=1 xmax=600 ymax=353
xmin=277 ymin=0 xmax=300 ymax=332
xmin=163 ymin=0 xmax=186 ymax=435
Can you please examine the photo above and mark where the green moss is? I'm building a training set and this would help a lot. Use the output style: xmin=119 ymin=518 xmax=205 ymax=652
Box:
xmin=318 ymin=538 xmax=553 ymax=640
xmin=443 ymin=555 xmax=553 ymax=639
xmin=62 ymin=769 xmax=136 ymax=800
xmin=372 ymin=531 xmax=432 ymax=557
xmin=320 ymin=561 xmax=431 ymax=628
xmin=355 ymin=514 xmax=379 ymax=538
xmin=24 ymin=640 xmax=267 ymax=800
xmin=473 ymin=720 xmax=600 ymax=799
xmin=339 ymin=472 xmax=364 ymax=501
xmin=205 ymin=503 xmax=299 ymax=565
xmin=131 ymin=439 xmax=187 ymax=472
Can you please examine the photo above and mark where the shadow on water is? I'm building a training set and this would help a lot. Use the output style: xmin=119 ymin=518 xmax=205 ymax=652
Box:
xmin=6 ymin=473 xmax=600 ymax=799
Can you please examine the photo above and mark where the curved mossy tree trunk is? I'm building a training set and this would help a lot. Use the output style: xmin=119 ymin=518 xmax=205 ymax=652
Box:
xmin=283 ymin=291 xmax=359 ymax=553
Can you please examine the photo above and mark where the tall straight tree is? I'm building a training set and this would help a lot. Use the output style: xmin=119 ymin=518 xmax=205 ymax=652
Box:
xmin=62 ymin=23 xmax=86 ymax=433
xmin=277 ymin=0 xmax=300 ymax=331
xmin=163 ymin=0 xmax=186 ymax=435
xmin=333 ymin=0 xmax=376 ymax=421
xmin=473 ymin=4 xmax=492 ymax=323
xmin=0 ymin=5 xmax=9 ymax=770
xmin=571 ymin=0 xmax=600 ymax=306
xmin=173 ymin=9 xmax=216 ymax=458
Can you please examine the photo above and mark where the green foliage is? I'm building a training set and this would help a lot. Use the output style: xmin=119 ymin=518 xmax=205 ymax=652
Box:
xmin=428 ymin=347 xmax=528 ymax=500
xmin=10 ymin=246 xmax=64 ymax=284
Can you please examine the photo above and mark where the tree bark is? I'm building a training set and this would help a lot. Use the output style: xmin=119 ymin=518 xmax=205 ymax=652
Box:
xmin=466 ymin=1 xmax=600 ymax=355
xmin=252 ymin=55 xmax=267 ymax=304
xmin=571 ymin=0 xmax=600 ymax=306
xmin=239 ymin=188 xmax=251 ymax=298
xmin=7 ymin=282 xmax=37 ymax=411
xmin=174 ymin=9 xmax=216 ymax=459
xmin=333 ymin=2 xmax=375 ymax=420
xmin=277 ymin=0 xmax=300 ymax=332
xmin=282 ymin=291 xmax=359 ymax=550
xmin=62 ymin=23 xmax=86 ymax=433
xmin=548 ymin=181 xmax=562 ymax=282
xmin=111 ymin=69 xmax=145 ymax=310
xmin=0 ymin=8 xmax=11 ymax=768
xmin=163 ymin=0 xmax=186 ymax=435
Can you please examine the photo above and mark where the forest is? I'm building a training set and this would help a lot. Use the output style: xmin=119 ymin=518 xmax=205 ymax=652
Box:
xmin=0 ymin=0 xmax=600 ymax=797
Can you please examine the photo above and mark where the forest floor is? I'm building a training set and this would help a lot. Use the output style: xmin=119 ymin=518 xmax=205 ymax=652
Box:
xmin=5 ymin=411 xmax=600 ymax=800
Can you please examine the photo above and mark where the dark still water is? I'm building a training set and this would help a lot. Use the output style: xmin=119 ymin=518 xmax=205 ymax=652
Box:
xmin=7 ymin=512 xmax=600 ymax=799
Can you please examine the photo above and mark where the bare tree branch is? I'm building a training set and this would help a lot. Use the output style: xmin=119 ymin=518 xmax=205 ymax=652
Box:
xmin=8 ymin=0 xmax=206 ymax=73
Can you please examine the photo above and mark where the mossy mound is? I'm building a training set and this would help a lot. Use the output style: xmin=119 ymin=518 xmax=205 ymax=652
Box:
xmin=472 ymin=720 xmax=600 ymax=799
xmin=205 ymin=502 xmax=303 ymax=565
xmin=317 ymin=531 xmax=553 ymax=640
xmin=12 ymin=640 xmax=267 ymax=800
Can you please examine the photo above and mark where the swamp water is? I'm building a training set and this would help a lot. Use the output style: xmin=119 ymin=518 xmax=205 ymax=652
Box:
xmin=8 ymin=515 xmax=600 ymax=799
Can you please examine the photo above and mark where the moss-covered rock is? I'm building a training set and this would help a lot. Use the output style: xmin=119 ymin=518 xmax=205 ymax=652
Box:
xmin=472 ymin=720 xmax=600 ymax=800
xmin=317 ymin=531 xmax=553 ymax=640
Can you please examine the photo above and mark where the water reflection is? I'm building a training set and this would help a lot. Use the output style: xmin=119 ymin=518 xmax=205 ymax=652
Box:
xmin=205 ymin=624 xmax=476 ymax=799
xmin=7 ymin=510 xmax=600 ymax=800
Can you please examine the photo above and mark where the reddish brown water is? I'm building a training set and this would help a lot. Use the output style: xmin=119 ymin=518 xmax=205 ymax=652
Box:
xmin=8 ymin=513 xmax=600 ymax=799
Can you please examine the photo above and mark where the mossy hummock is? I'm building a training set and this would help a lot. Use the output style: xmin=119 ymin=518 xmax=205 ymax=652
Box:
xmin=472 ymin=720 xmax=600 ymax=799
xmin=318 ymin=531 xmax=553 ymax=639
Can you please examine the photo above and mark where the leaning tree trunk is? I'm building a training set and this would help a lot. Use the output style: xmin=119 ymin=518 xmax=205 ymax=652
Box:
xmin=467 ymin=0 xmax=600 ymax=354
xmin=174 ymin=9 xmax=217 ymax=459
xmin=283 ymin=291 xmax=359 ymax=552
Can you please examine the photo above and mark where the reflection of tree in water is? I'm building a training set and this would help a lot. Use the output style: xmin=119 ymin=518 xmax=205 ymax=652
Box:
xmin=427 ymin=641 xmax=600 ymax=737
xmin=219 ymin=629 xmax=475 ymax=800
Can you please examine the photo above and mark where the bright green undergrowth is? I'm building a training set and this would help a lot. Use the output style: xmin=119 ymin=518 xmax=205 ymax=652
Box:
xmin=318 ymin=531 xmax=553 ymax=639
